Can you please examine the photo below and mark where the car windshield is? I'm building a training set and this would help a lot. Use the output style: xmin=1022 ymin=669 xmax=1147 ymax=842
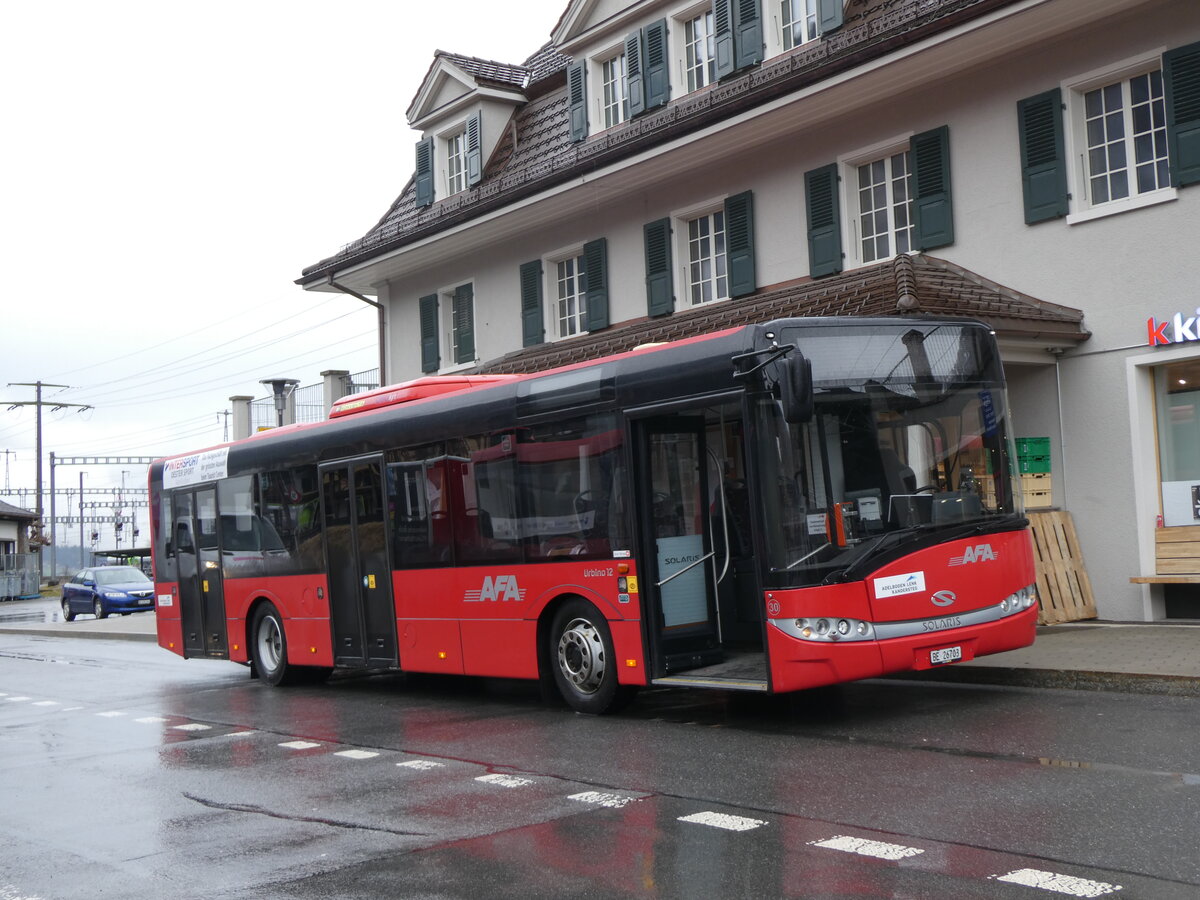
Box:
xmin=93 ymin=566 xmax=150 ymax=586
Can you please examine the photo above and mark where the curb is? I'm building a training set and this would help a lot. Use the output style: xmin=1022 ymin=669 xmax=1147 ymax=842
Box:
xmin=0 ymin=626 xmax=157 ymax=644
xmin=899 ymin=665 xmax=1200 ymax=698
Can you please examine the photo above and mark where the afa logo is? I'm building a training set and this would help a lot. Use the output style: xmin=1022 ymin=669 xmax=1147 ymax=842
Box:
xmin=948 ymin=544 xmax=997 ymax=566
xmin=464 ymin=575 xmax=527 ymax=603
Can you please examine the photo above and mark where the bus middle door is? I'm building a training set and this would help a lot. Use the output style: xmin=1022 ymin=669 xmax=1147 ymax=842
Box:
xmin=634 ymin=416 xmax=721 ymax=675
xmin=319 ymin=458 xmax=398 ymax=669
xmin=172 ymin=487 xmax=228 ymax=658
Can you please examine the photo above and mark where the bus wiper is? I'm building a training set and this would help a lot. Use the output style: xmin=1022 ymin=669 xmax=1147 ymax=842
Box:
xmin=820 ymin=524 xmax=938 ymax=584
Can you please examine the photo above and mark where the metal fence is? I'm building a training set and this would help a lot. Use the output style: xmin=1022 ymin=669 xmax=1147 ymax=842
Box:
xmin=249 ymin=367 xmax=381 ymax=430
xmin=1 ymin=554 xmax=40 ymax=600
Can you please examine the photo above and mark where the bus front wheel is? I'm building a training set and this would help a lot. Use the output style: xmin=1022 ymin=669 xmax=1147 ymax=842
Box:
xmin=251 ymin=602 xmax=296 ymax=686
xmin=549 ymin=599 xmax=634 ymax=714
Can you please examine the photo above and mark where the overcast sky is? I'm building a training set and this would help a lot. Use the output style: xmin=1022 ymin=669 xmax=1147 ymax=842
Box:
xmin=0 ymin=0 xmax=568 ymax=544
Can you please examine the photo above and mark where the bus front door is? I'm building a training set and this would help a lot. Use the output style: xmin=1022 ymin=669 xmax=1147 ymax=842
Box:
xmin=635 ymin=417 xmax=721 ymax=675
xmin=172 ymin=487 xmax=228 ymax=658
xmin=319 ymin=458 xmax=398 ymax=669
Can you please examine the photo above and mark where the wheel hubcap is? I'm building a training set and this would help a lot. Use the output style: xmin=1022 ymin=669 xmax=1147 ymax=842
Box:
xmin=557 ymin=617 xmax=605 ymax=695
xmin=257 ymin=616 xmax=282 ymax=670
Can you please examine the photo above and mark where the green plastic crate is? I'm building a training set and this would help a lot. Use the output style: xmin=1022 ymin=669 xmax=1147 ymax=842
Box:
xmin=1016 ymin=436 xmax=1050 ymax=458
xmin=1018 ymin=455 xmax=1051 ymax=474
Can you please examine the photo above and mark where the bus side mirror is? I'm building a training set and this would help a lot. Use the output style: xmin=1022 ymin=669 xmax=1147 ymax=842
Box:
xmin=781 ymin=355 xmax=813 ymax=424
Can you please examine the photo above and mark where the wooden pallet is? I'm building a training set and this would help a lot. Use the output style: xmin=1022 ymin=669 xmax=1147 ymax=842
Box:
xmin=1028 ymin=510 xmax=1096 ymax=624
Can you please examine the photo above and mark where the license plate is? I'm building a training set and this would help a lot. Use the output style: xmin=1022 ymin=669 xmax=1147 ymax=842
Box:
xmin=930 ymin=646 xmax=962 ymax=665
xmin=138 ymin=598 xmax=153 ymax=605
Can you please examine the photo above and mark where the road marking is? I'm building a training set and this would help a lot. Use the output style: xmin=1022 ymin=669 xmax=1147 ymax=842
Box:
xmin=476 ymin=773 xmax=533 ymax=788
xmin=135 ymin=716 xmax=168 ymax=723
xmin=1 ymin=882 xmax=47 ymax=900
xmin=397 ymin=760 xmax=444 ymax=770
xmin=569 ymin=791 xmax=636 ymax=809
xmin=172 ymin=723 xmax=212 ymax=732
xmin=278 ymin=740 xmax=322 ymax=750
xmin=32 ymin=701 xmax=58 ymax=707
xmin=335 ymin=749 xmax=379 ymax=760
xmin=678 ymin=811 xmax=768 ymax=832
xmin=6 ymin=696 xmax=30 ymax=702
xmin=95 ymin=710 xmax=126 ymax=717
xmin=810 ymin=835 xmax=925 ymax=861
xmin=993 ymin=868 xmax=1122 ymax=896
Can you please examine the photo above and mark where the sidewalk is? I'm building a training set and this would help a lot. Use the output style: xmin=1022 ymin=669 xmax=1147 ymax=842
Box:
xmin=1 ymin=596 xmax=1197 ymax=696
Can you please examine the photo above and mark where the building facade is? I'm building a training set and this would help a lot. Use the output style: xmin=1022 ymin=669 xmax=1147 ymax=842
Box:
xmin=300 ymin=0 xmax=1200 ymax=621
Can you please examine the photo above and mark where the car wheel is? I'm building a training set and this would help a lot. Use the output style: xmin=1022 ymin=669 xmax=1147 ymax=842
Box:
xmin=61 ymin=598 xmax=76 ymax=622
xmin=548 ymin=599 xmax=636 ymax=715
xmin=93 ymin=598 xmax=108 ymax=620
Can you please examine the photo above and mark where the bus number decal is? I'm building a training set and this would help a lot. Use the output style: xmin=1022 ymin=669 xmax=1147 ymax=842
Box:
xmin=583 ymin=567 xmax=614 ymax=578
xmin=464 ymin=575 xmax=526 ymax=603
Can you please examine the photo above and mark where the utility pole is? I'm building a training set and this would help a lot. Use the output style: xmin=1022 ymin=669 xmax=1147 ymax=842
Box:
xmin=1 ymin=449 xmax=13 ymax=493
xmin=217 ymin=409 xmax=231 ymax=442
xmin=3 ymin=382 xmax=91 ymax=579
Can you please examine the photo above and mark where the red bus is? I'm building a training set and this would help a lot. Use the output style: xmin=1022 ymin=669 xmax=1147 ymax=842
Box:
xmin=150 ymin=317 xmax=1037 ymax=713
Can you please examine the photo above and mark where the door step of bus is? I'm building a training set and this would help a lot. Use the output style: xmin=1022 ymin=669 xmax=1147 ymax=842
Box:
xmin=651 ymin=674 xmax=769 ymax=692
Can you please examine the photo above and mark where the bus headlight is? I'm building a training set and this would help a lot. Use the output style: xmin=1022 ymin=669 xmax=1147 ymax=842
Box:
xmin=999 ymin=585 xmax=1038 ymax=616
xmin=780 ymin=617 xmax=875 ymax=642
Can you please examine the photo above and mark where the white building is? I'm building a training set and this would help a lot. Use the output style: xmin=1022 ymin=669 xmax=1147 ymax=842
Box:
xmin=299 ymin=0 xmax=1200 ymax=621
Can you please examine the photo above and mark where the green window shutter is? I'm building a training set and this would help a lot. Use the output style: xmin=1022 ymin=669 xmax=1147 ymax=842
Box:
xmin=465 ymin=113 xmax=483 ymax=188
xmin=419 ymin=294 xmax=439 ymax=373
xmin=644 ymin=217 xmax=674 ymax=317
xmin=724 ymin=190 xmax=756 ymax=297
xmin=817 ymin=0 xmax=843 ymax=35
xmin=911 ymin=125 xmax=954 ymax=250
xmin=415 ymin=137 xmax=435 ymax=208
xmin=643 ymin=20 xmax=670 ymax=111
xmin=713 ymin=0 xmax=735 ymax=80
xmin=1165 ymin=39 xmax=1200 ymax=187
xmin=519 ymin=261 xmax=544 ymax=347
xmin=567 ymin=61 xmax=588 ymax=143
xmin=804 ymin=163 xmax=842 ymax=278
xmin=583 ymin=238 xmax=610 ymax=332
xmin=452 ymin=283 xmax=474 ymax=364
xmin=1017 ymin=89 xmax=1068 ymax=224
xmin=733 ymin=0 xmax=763 ymax=70
xmin=625 ymin=31 xmax=646 ymax=117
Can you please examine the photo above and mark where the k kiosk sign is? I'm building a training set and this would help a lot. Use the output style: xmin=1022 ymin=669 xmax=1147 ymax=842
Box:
xmin=1147 ymin=309 xmax=1200 ymax=346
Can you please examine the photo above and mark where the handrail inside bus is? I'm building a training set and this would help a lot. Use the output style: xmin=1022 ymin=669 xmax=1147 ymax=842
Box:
xmin=656 ymin=550 xmax=716 ymax=588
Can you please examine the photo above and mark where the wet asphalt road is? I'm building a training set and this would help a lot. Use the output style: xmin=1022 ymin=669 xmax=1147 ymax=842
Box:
xmin=1 ymin=630 xmax=1198 ymax=899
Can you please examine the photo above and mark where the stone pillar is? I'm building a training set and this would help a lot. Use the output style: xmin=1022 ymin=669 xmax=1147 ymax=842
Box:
xmin=321 ymin=370 xmax=353 ymax=417
xmin=230 ymin=396 xmax=254 ymax=441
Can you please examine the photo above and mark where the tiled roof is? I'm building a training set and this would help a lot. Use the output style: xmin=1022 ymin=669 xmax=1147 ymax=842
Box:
xmin=0 ymin=499 xmax=38 ymax=519
xmin=300 ymin=0 xmax=1015 ymax=284
xmin=475 ymin=254 xmax=1089 ymax=375
xmin=439 ymin=52 xmax=530 ymax=89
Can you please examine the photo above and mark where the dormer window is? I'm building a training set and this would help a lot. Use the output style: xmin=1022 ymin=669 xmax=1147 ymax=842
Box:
xmin=446 ymin=129 xmax=468 ymax=196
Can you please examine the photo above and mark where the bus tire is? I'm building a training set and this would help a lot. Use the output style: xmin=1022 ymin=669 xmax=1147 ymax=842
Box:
xmin=250 ymin=602 xmax=297 ymax=687
xmin=549 ymin=599 xmax=635 ymax=715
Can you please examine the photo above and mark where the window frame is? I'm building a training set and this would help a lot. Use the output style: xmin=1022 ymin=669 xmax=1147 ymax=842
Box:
xmin=442 ymin=124 xmax=469 ymax=197
xmin=546 ymin=245 xmax=590 ymax=341
xmin=1063 ymin=49 xmax=1178 ymax=225
xmin=673 ymin=197 xmax=730 ymax=309
xmin=778 ymin=0 xmax=819 ymax=52
xmin=838 ymin=133 xmax=916 ymax=268
xmin=676 ymin=4 xmax=717 ymax=94
xmin=428 ymin=281 xmax=477 ymax=372
xmin=593 ymin=43 xmax=629 ymax=131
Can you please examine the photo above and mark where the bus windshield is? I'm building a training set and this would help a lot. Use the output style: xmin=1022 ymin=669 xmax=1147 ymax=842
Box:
xmin=753 ymin=322 xmax=1021 ymax=587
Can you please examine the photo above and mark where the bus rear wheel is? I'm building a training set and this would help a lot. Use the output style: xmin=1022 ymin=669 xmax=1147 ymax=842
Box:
xmin=549 ymin=600 xmax=634 ymax=714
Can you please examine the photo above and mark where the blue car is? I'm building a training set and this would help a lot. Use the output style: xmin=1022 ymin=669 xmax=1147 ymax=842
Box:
xmin=62 ymin=566 xmax=155 ymax=620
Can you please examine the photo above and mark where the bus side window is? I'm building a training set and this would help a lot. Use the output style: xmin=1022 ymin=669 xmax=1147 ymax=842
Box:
xmin=386 ymin=444 xmax=451 ymax=568
xmin=453 ymin=435 xmax=522 ymax=564
xmin=261 ymin=467 xmax=322 ymax=575
xmin=520 ymin=414 xmax=623 ymax=561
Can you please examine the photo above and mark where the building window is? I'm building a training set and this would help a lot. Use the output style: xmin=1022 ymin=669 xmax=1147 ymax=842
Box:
xmin=684 ymin=12 xmax=715 ymax=92
xmin=602 ymin=54 xmax=628 ymax=128
xmin=686 ymin=210 xmax=728 ymax=305
xmin=446 ymin=130 xmax=467 ymax=196
xmin=781 ymin=0 xmax=818 ymax=50
xmin=1082 ymin=69 xmax=1168 ymax=205
xmin=856 ymin=150 xmax=913 ymax=263
xmin=554 ymin=254 xmax=588 ymax=338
